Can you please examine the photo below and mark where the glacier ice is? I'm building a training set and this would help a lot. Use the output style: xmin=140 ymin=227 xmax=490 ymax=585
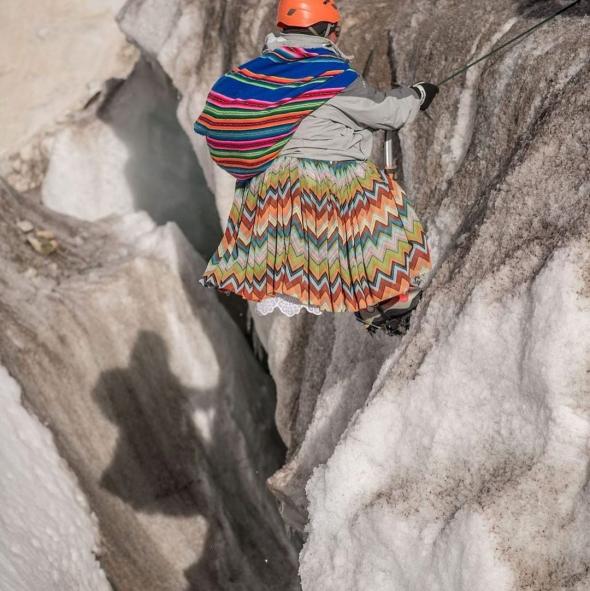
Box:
xmin=0 ymin=0 xmax=135 ymax=160
xmin=0 ymin=365 xmax=111 ymax=591
xmin=0 ymin=180 xmax=297 ymax=590
xmin=41 ymin=57 xmax=221 ymax=258
xmin=300 ymin=244 xmax=590 ymax=590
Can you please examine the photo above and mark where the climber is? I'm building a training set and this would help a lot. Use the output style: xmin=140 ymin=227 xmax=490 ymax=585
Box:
xmin=194 ymin=0 xmax=438 ymax=335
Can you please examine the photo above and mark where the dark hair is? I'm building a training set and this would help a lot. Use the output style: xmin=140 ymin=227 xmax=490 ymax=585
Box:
xmin=281 ymin=21 xmax=334 ymax=36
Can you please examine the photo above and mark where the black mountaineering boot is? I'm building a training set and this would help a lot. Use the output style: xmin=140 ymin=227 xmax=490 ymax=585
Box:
xmin=355 ymin=288 xmax=423 ymax=336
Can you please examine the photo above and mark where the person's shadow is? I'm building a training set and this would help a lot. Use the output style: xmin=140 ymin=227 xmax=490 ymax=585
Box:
xmin=94 ymin=330 xmax=235 ymax=589
xmin=94 ymin=326 xmax=297 ymax=590
xmin=95 ymin=331 xmax=212 ymax=517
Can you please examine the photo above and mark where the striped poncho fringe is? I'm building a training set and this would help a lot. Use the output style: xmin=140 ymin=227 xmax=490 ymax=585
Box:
xmin=194 ymin=46 xmax=358 ymax=181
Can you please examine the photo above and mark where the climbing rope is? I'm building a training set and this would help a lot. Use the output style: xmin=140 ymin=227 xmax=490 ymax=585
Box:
xmin=436 ymin=0 xmax=582 ymax=86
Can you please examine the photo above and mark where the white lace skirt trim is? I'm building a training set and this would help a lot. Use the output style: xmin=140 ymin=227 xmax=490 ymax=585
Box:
xmin=254 ymin=294 xmax=322 ymax=317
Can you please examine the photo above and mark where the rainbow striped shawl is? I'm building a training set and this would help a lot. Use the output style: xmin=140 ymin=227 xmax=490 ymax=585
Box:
xmin=194 ymin=46 xmax=358 ymax=181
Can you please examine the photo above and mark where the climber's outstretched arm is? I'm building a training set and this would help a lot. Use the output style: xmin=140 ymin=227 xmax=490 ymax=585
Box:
xmin=329 ymin=77 xmax=422 ymax=131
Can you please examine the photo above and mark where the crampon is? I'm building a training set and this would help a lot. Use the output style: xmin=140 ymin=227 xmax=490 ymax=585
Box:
xmin=354 ymin=288 xmax=423 ymax=336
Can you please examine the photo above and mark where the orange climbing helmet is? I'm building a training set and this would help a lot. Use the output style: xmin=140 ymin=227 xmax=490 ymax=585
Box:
xmin=277 ymin=0 xmax=341 ymax=29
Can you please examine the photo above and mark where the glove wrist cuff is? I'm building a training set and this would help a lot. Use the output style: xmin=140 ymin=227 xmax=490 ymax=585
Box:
xmin=412 ymin=83 xmax=427 ymax=105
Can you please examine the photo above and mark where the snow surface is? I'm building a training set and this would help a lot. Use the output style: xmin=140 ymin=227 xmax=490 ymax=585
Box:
xmin=0 ymin=0 xmax=135 ymax=159
xmin=300 ymin=244 xmax=590 ymax=590
xmin=0 ymin=366 xmax=111 ymax=591
xmin=42 ymin=121 xmax=132 ymax=220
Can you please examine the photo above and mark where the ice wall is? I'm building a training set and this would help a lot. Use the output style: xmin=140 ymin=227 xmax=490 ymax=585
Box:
xmin=2 ymin=4 xmax=295 ymax=588
xmin=299 ymin=2 xmax=590 ymax=589
xmin=117 ymin=0 xmax=590 ymax=589
xmin=301 ymin=243 xmax=590 ymax=591
xmin=0 ymin=366 xmax=111 ymax=591
xmin=300 ymin=2 xmax=590 ymax=591
xmin=41 ymin=57 xmax=221 ymax=258
xmin=0 ymin=179 xmax=297 ymax=591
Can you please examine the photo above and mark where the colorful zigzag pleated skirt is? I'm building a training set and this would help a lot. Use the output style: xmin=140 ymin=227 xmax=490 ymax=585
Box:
xmin=200 ymin=156 xmax=432 ymax=313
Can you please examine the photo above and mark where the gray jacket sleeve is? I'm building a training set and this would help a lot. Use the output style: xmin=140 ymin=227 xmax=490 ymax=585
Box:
xmin=328 ymin=77 xmax=421 ymax=131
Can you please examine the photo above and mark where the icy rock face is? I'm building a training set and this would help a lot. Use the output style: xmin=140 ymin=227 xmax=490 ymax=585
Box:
xmin=0 ymin=180 xmax=297 ymax=590
xmin=297 ymin=2 xmax=590 ymax=590
xmin=41 ymin=57 xmax=220 ymax=257
xmin=0 ymin=366 xmax=111 ymax=591
xmin=118 ymin=0 xmax=589 ymax=588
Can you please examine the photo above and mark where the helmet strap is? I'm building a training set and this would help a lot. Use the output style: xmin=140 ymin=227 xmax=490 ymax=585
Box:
xmin=305 ymin=22 xmax=336 ymax=37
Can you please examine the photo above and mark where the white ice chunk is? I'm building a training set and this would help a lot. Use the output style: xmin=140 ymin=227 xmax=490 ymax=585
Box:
xmin=0 ymin=366 xmax=111 ymax=591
